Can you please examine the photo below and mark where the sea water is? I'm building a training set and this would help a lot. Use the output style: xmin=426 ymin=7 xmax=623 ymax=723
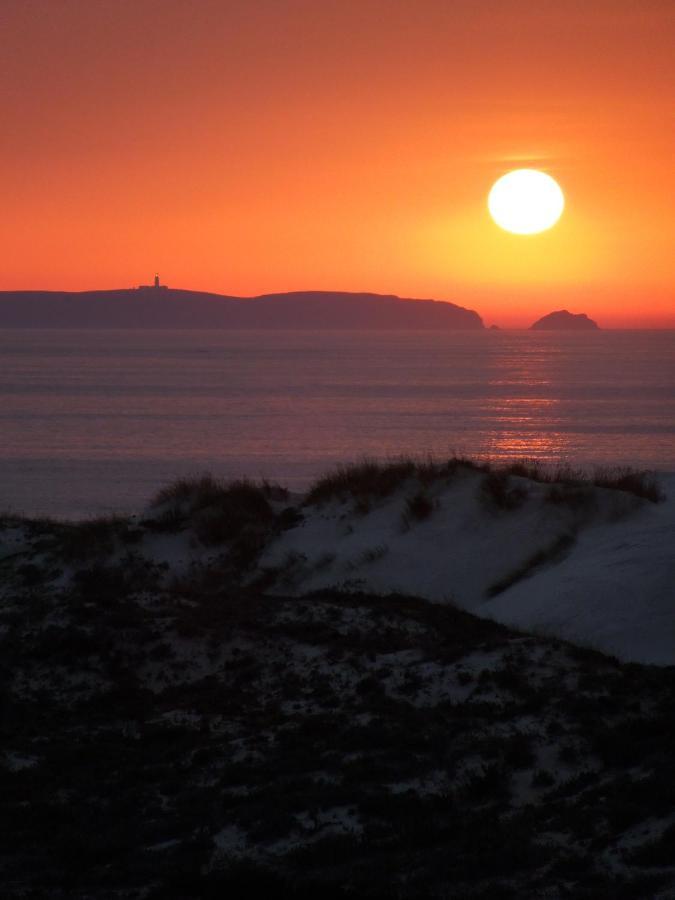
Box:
xmin=1 ymin=329 xmax=673 ymax=518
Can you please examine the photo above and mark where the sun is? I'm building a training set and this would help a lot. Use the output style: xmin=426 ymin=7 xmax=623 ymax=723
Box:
xmin=488 ymin=169 xmax=564 ymax=235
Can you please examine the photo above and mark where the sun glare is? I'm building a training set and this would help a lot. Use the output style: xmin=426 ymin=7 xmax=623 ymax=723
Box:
xmin=488 ymin=169 xmax=564 ymax=235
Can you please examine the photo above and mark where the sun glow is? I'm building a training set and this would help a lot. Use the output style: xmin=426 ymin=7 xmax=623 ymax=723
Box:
xmin=488 ymin=169 xmax=565 ymax=235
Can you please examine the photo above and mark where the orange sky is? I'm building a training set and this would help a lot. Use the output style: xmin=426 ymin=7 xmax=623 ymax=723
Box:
xmin=1 ymin=0 xmax=673 ymax=327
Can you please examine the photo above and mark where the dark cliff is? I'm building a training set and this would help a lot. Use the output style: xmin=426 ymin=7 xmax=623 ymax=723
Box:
xmin=0 ymin=289 xmax=484 ymax=329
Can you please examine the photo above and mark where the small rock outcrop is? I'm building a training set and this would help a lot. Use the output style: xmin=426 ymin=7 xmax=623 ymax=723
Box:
xmin=530 ymin=310 xmax=599 ymax=330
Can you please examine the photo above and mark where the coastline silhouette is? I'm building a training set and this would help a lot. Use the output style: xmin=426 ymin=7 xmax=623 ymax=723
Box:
xmin=0 ymin=287 xmax=484 ymax=329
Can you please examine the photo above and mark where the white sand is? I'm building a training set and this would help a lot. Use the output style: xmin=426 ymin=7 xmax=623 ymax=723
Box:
xmin=260 ymin=470 xmax=675 ymax=665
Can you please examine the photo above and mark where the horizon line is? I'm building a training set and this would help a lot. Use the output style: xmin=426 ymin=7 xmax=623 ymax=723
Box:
xmin=0 ymin=284 xmax=673 ymax=330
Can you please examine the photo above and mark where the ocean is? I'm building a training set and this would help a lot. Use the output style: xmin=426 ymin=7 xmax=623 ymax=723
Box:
xmin=1 ymin=328 xmax=673 ymax=518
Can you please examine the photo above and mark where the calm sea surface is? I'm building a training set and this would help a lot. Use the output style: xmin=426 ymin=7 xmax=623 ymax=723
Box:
xmin=1 ymin=329 xmax=673 ymax=518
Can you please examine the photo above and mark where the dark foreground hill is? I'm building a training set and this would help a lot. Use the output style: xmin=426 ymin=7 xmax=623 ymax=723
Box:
xmin=0 ymin=289 xmax=484 ymax=329
xmin=1 ymin=471 xmax=674 ymax=899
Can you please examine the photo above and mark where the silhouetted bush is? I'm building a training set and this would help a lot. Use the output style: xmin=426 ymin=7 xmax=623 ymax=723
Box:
xmin=56 ymin=515 xmax=140 ymax=563
xmin=403 ymin=491 xmax=434 ymax=523
xmin=155 ymin=474 xmax=273 ymax=513
xmin=480 ymin=471 xmax=528 ymax=512
xmin=150 ymin=475 xmax=278 ymax=548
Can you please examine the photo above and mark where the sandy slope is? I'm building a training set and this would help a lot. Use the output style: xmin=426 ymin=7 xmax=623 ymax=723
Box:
xmin=2 ymin=466 xmax=670 ymax=666
xmin=260 ymin=471 xmax=675 ymax=665
xmin=486 ymin=476 xmax=675 ymax=665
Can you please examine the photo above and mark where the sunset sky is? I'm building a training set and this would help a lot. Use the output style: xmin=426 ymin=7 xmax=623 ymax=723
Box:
xmin=1 ymin=0 xmax=673 ymax=327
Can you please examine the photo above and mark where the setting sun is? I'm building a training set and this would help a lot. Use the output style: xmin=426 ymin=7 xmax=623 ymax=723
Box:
xmin=488 ymin=169 xmax=565 ymax=235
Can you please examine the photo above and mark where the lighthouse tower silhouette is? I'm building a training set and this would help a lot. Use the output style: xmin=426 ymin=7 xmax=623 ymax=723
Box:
xmin=138 ymin=273 xmax=168 ymax=290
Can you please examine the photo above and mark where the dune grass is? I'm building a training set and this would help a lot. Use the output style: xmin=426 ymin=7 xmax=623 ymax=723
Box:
xmin=56 ymin=515 xmax=142 ymax=563
xmin=305 ymin=455 xmax=487 ymax=506
xmin=151 ymin=474 xmax=285 ymax=512
xmin=503 ymin=460 xmax=664 ymax=503
xmin=591 ymin=467 xmax=664 ymax=503
xmin=404 ymin=491 xmax=435 ymax=522
xmin=479 ymin=470 xmax=529 ymax=512
xmin=305 ymin=455 xmax=665 ymax=508
xmin=149 ymin=474 xmax=287 ymax=549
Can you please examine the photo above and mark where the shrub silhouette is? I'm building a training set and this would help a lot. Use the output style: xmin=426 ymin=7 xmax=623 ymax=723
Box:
xmin=480 ymin=471 xmax=528 ymax=512
xmin=404 ymin=492 xmax=434 ymax=521
xmin=150 ymin=476 xmax=277 ymax=546
xmin=56 ymin=515 xmax=140 ymax=563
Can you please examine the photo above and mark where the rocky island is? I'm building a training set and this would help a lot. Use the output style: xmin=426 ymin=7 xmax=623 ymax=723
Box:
xmin=530 ymin=309 xmax=599 ymax=330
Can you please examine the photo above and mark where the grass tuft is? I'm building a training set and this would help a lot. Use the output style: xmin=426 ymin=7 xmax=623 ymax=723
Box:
xmin=148 ymin=475 xmax=282 ymax=549
xmin=403 ymin=492 xmax=435 ymax=526
xmin=305 ymin=455 xmax=486 ymax=507
xmin=480 ymin=471 xmax=528 ymax=512
xmin=151 ymin=474 xmax=284 ymax=512
xmin=56 ymin=515 xmax=141 ymax=563
xmin=503 ymin=459 xmax=665 ymax=504
xmin=591 ymin=467 xmax=664 ymax=503
xmin=305 ymin=459 xmax=416 ymax=506
xmin=304 ymin=455 xmax=665 ymax=514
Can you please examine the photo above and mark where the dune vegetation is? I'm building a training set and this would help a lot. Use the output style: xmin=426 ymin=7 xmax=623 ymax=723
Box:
xmin=0 ymin=457 xmax=673 ymax=897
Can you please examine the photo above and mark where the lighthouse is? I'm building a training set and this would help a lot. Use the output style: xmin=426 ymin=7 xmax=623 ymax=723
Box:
xmin=137 ymin=274 xmax=168 ymax=290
